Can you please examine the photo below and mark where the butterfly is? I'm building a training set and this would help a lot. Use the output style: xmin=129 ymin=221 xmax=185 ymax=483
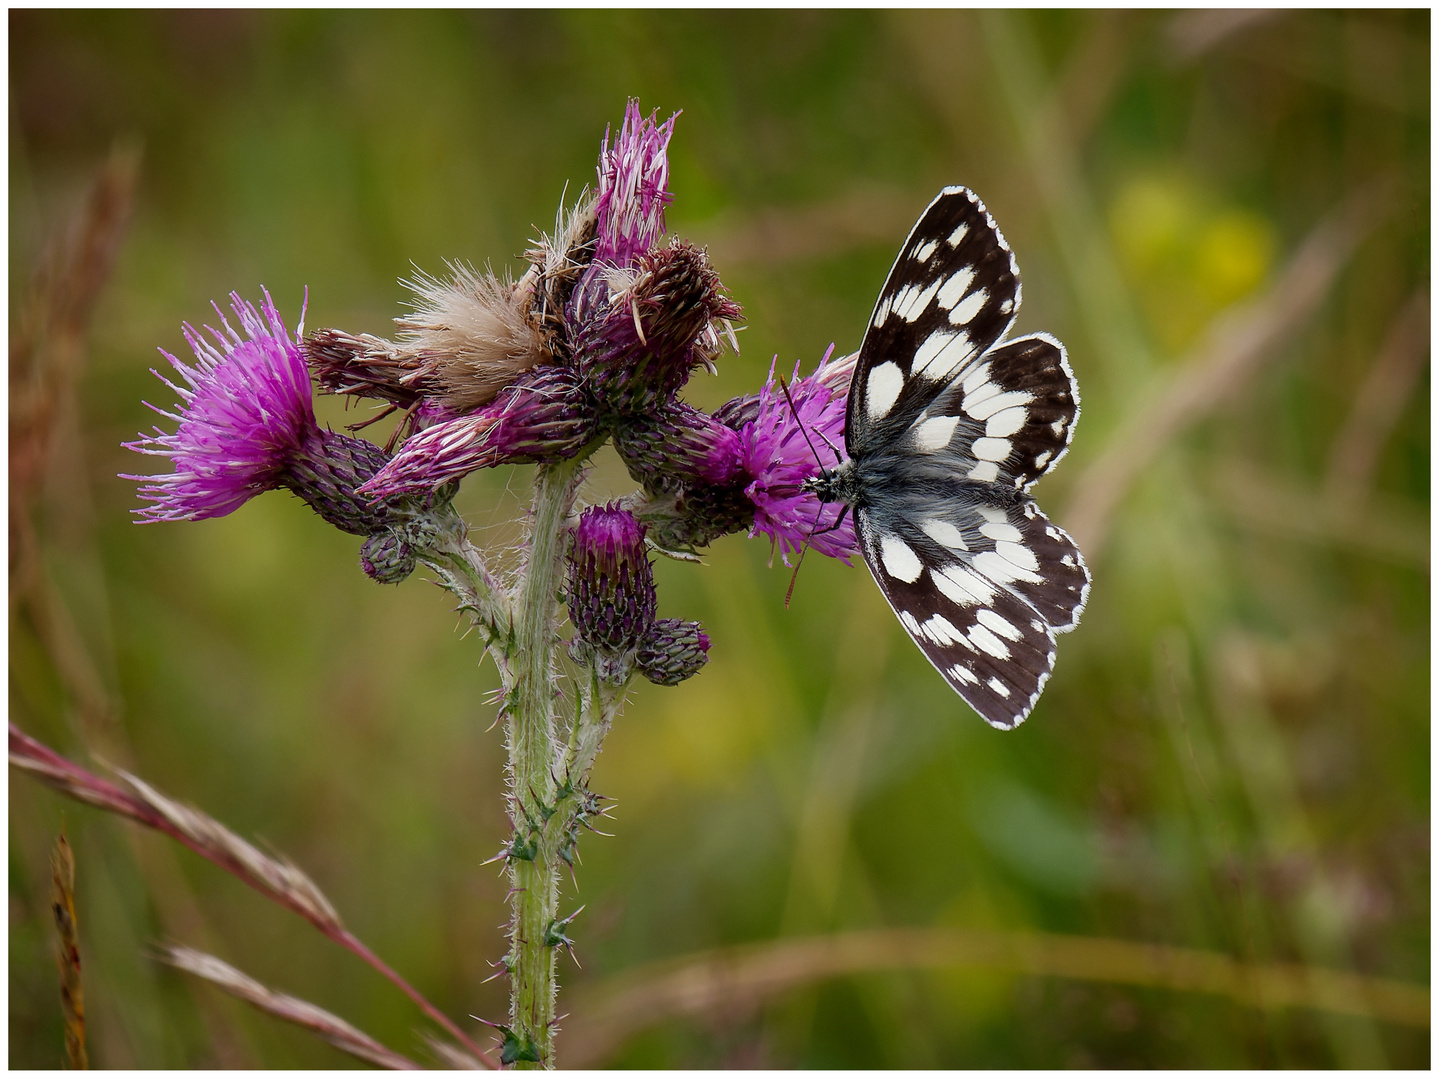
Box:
xmin=805 ymin=187 xmax=1090 ymax=728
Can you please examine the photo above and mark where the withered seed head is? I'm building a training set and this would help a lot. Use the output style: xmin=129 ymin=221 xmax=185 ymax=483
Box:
xmin=397 ymin=262 xmax=552 ymax=412
xmin=306 ymin=328 xmax=430 ymax=409
xmin=524 ymin=189 xmax=600 ymax=356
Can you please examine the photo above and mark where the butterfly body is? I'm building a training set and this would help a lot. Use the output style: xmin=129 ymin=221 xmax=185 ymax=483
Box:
xmin=804 ymin=187 xmax=1090 ymax=729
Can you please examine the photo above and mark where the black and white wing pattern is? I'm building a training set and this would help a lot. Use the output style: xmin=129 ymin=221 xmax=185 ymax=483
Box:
xmin=845 ymin=187 xmax=1090 ymax=729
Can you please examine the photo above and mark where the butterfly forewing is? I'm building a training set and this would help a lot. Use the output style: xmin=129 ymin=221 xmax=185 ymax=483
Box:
xmin=849 ymin=188 xmax=1021 ymax=454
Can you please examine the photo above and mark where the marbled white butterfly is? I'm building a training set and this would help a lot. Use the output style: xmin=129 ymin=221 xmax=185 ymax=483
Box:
xmin=805 ymin=187 xmax=1090 ymax=728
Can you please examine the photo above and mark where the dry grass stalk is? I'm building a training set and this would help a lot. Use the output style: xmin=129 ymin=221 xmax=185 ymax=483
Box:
xmin=9 ymin=722 xmax=499 ymax=1069
xmin=423 ymin=1032 xmax=488 ymax=1070
xmin=559 ymin=927 xmax=1431 ymax=1066
xmin=10 ymin=723 xmax=342 ymax=932
xmin=1060 ymin=178 xmax=1395 ymax=559
xmin=10 ymin=143 xmax=139 ymax=511
xmin=50 ymin=832 xmax=88 ymax=1069
xmin=1212 ymin=457 xmax=1428 ymax=568
xmin=1323 ymin=286 xmax=1430 ymax=512
xmin=159 ymin=945 xmax=420 ymax=1071
xmin=10 ymin=144 xmax=138 ymax=684
xmin=120 ymin=769 xmax=343 ymax=932
xmin=9 ymin=149 xmax=269 ymax=1066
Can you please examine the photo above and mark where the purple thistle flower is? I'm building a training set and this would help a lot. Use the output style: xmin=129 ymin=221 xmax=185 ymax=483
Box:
xmin=594 ymin=100 xmax=677 ymax=270
xmin=360 ymin=366 xmax=597 ymax=499
xmin=612 ymin=400 xmax=742 ymax=493
xmin=734 ymin=346 xmax=858 ymax=567
xmin=124 ymin=290 xmax=316 ymax=522
xmin=567 ymin=504 xmax=657 ymax=684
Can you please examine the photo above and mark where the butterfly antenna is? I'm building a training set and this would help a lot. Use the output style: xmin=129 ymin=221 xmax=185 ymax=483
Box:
xmin=784 ymin=488 xmax=834 ymax=609
xmin=784 ymin=547 xmax=806 ymax=609
xmin=776 ymin=373 xmax=830 ymax=610
xmin=778 ymin=374 xmax=825 ymax=470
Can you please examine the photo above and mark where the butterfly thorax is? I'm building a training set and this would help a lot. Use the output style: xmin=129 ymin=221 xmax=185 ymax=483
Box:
xmin=805 ymin=456 xmax=1020 ymax=516
xmin=802 ymin=459 xmax=861 ymax=507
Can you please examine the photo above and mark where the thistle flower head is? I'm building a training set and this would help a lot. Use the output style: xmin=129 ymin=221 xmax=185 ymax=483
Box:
xmin=612 ymin=400 xmax=742 ymax=494
xmin=282 ymin=428 xmax=397 ymax=536
xmin=594 ymin=100 xmax=677 ymax=269
xmin=573 ymin=241 xmax=742 ymax=417
xmin=124 ymin=290 xmax=316 ymax=522
xmin=734 ymin=346 xmax=858 ymax=566
xmin=359 ymin=365 xmax=596 ymax=499
xmin=627 ymin=482 xmax=755 ymax=557
xmin=305 ymin=327 xmax=422 ymax=410
xmin=567 ymin=503 xmax=657 ymax=684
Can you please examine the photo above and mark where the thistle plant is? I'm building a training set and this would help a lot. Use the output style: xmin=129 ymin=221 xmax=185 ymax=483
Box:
xmin=123 ymin=100 xmax=857 ymax=1068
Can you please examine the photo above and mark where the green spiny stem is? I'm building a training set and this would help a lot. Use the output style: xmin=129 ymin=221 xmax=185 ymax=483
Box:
xmin=565 ymin=674 xmax=630 ymax=791
xmin=507 ymin=456 xmax=585 ymax=1068
xmin=420 ymin=545 xmax=515 ymax=681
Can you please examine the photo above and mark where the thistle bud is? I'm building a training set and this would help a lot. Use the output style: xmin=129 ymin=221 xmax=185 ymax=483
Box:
xmin=359 ymin=530 xmax=415 ymax=584
xmin=567 ymin=504 xmax=656 ymax=685
xmin=636 ymin=618 xmax=710 ymax=686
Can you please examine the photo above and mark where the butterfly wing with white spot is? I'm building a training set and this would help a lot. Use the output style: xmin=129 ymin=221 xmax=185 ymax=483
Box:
xmin=856 ymin=505 xmax=1058 ymax=729
xmin=848 ymin=187 xmax=1021 ymax=456
xmin=838 ymin=185 xmax=1090 ymax=727
xmin=855 ymin=489 xmax=1089 ymax=727
xmin=943 ymin=498 xmax=1090 ymax=634
xmin=921 ymin=332 xmax=1081 ymax=491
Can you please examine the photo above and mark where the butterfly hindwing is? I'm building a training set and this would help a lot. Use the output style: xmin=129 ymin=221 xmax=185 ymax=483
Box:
xmin=849 ymin=187 xmax=1021 ymax=454
xmin=856 ymin=505 xmax=1058 ymax=730
xmin=957 ymin=499 xmax=1090 ymax=634
xmin=923 ymin=333 xmax=1080 ymax=491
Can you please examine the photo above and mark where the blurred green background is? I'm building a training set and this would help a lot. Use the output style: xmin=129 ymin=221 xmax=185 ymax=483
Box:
xmin=9 ymin=10 xmax=1429 ymax=1069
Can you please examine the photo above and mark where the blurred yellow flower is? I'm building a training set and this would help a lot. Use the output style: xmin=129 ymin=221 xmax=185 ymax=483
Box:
xmin=1110 ymin=175 xmax=1277 ymax=355
xmin=1196 ymin=211 xmax=1275 ymax=308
